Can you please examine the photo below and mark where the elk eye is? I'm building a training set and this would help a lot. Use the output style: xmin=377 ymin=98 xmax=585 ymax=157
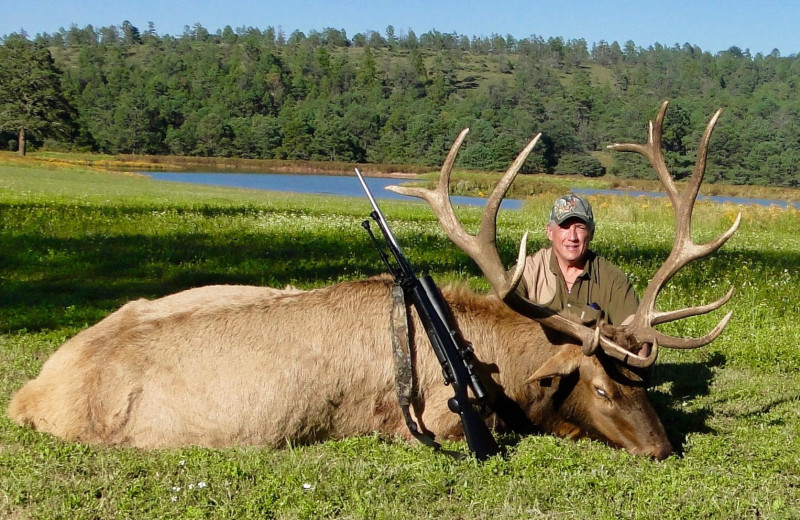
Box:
xmin=595 ymin=386 xmax=609 ymax=399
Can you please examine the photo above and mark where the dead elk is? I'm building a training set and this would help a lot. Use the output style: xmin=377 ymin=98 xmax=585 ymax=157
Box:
xmin=8 ymin=101 xmax=739 ymax=459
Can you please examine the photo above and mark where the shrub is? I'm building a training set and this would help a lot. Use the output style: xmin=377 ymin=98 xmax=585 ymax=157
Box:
xmin=554 ymin=154 xmax=606 ymax=177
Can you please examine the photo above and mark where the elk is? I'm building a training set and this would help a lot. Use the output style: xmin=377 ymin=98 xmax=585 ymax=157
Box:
xmin=8 ymin=101 xmax=739 ymax=459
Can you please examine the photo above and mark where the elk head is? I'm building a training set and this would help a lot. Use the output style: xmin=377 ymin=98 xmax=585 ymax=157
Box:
xmin=387 ymin=101 xmax=739 ymax=457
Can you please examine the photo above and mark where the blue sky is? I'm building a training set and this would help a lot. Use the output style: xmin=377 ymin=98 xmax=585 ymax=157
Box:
xmin=1 ymin=0 xmax=797 ymax=56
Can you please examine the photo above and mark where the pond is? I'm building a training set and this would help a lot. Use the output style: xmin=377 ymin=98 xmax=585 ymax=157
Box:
xmin=148 ymin=172 xmax=524 ymax=209
xmin=147 ymin=172 xmax=798 ymax=210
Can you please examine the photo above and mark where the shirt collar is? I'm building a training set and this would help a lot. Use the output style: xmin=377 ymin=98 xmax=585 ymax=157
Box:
xmin=547 ymin=247 xmax=594 ymax=280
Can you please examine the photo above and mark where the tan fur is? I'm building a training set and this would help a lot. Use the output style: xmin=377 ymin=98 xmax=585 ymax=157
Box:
xmin=7 ymin=275 xmax=672 ymax=457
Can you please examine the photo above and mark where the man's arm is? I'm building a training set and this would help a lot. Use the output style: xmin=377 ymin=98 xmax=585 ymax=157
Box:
xmin=604 ymin=265 xmax=639 ymax=326
xmin=512 ymin=248 xmax=558 ymax=305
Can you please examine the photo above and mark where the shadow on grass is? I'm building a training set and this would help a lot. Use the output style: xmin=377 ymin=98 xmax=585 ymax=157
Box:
xmin=0 ymin=203 xmax=487 ymax=332
xmin=648 ymin=352 xmax=726 ymax=455
xmin=0 ymin=230 xmax=392 ymax=331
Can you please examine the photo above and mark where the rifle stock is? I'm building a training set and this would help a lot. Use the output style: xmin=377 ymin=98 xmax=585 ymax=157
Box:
xmin=356 ymin=169 xmax=499 ymax=460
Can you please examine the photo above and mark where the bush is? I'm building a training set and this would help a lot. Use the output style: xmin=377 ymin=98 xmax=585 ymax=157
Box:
xmin=554 ymin=154 xmax=606 ymax=177
xmin=41 ymin=138 xmax=74 ymax=152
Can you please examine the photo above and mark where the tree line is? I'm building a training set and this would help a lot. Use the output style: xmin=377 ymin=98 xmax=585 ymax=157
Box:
xmin=2 ymin=22 xmax=800 ymax=186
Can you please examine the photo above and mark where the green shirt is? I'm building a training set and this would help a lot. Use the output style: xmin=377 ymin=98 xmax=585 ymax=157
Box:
xmin=514 ymin=247 xmax=639 ymax=326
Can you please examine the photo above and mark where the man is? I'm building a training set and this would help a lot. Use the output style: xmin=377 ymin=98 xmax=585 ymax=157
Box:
xmin=515 ymin=193 xmax=638 ymax=327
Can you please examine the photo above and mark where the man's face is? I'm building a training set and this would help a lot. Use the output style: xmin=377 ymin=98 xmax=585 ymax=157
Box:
xmin=546 ymin=217 xmax=593 ymax=267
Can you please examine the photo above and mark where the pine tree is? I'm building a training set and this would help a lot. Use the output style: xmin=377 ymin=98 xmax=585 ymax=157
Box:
xmin=0 ymin=34 xmax=75 ymax=155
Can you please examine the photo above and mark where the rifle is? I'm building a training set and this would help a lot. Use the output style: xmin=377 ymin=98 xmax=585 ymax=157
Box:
xmin=355 ymin=168 xmax=499 ymax=460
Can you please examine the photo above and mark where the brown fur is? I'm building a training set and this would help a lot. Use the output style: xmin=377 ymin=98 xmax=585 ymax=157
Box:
xmin=7 ymin=275 xmax=672 ymax=458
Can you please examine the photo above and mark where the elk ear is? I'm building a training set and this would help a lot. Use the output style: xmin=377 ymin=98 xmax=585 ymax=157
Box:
xmin=525 ymin=347 xmax=582 ymax=385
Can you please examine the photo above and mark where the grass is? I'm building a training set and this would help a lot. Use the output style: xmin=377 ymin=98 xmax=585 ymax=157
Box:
xmin=1 ymin=160 xmax=800 ymax=518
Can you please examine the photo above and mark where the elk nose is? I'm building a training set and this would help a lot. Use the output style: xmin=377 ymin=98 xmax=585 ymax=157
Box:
xmin=648 ymin=440 xmax=674 ymax=460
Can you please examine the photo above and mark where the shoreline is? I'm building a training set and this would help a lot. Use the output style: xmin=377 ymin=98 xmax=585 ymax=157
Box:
xmin=4 ymin=151 xmax=800 ymax=203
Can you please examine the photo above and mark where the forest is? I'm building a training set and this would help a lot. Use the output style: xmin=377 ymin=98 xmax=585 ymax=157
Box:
xmin=2 ymin=22 xmax=800 ymax=186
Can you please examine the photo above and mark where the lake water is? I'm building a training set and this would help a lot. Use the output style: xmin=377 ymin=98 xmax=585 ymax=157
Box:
xmin=148 ymin=172 xmax=524 ymax=209
xmin=147 ymin=172 xmax=798 ymax=210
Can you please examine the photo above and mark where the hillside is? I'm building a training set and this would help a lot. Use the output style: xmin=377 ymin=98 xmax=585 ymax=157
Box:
xmin=3 ymin=24 xmax=800 ymax=187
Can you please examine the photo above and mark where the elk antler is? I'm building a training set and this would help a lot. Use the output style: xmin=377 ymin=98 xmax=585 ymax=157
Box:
xmin=388 ymin=105 xmax=739 ymax=369
xmin=387 ymin=128 xmax=610 ymax=359
xmin=608 ymin=100 xmax=741 ymax=361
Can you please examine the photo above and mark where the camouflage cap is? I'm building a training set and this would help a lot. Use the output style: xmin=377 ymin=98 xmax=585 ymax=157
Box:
xmin=549 ymin=193 xmax=595 ymax=231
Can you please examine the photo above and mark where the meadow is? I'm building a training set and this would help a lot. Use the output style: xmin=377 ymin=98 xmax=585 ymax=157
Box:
xmin=0 ymin=161 xmax=799 ymax=519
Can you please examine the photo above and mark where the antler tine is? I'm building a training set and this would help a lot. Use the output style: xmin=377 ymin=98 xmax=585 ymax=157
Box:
xmin=608 ymin=101 xmax=740 ymax=354
xmin=598 ymin=336 xmax=660 ymax=368
xmin=686 ymin=108 xmax=723 ymax=209
xmin=652 ymin=311 xmax=734 ymax=349
xmin=386 ymin=128 xmax=470 ymax=252
xmin=651 ymin=286 xmax=734 ymax=326
xmin=439 ymin=128 xmax=471 ymax=192
xmin=610 ymin=101 xmax=679 ymax=203
xmin=482 ymin=132 xmax=543 ymax=239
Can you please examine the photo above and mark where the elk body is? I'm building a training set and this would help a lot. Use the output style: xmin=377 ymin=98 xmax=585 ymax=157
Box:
xmin=8 ymin=102 xmax=738 ymax=459
xmin=7 ymin=276 xmax=670 ymax=457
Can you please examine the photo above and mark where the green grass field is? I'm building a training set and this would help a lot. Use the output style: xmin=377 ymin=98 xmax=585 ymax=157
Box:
xmin=1 ymin=162 xmax=799 ymax=519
